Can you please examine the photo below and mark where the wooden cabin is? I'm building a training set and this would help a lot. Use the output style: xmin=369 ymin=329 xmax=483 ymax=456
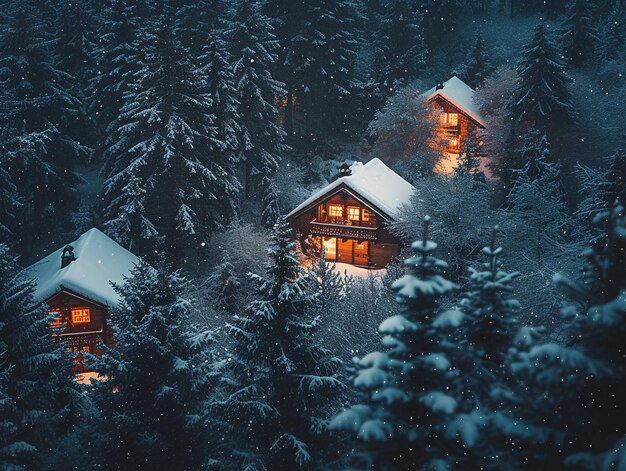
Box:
xmin=287 ymin=158 xmax=415 ymax=269
xmin=423 ymin=76 xmax=486 ymax=169
xmin=24 ymin=228 xmax=138 ymax=375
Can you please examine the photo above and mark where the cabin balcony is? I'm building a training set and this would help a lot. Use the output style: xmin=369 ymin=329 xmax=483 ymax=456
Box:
xmin=310 ymin=220 xmax=379 ymax=241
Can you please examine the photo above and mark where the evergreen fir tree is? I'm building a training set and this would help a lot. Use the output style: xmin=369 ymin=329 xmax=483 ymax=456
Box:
xmin=561 ymin=0 xmax=598 ymax=67
xmin=0 ymin=244 xmax=81 ymax=469
xmin=210 ymin=252 xmax=241 ymax=316
xmin=0 ymin=360 xmax=27 ymax=471
xmin=219 ymin=217 xmax=342 ymax=469
xmin=89 ymin=0 xmax=143 ymax=147
xmin=90 ymin=261 xmax=206 ymax=470
xmin=0 ymin=2 xmax=87 ymax=243
xmin=55 ymin=0 xmax=98 ymax=145
xmin=304 ymin=236 xmax=345 ymax=320
xmin=511 ymin=201 xmax=626 ymax=468
xmin=461 ymin=32 xmax=492 ymax=88
xmin=508 ymin=24 xmax=576 ymax=128
xmin=372 ymin=0 xmax=428 ymax=91
xmin=599 ymin=4 xmax=626 ymax=62
xmin=0 ymin=154 xmax=21 ymax=243
xmin=102 ymin=6 xmax=238 ymax=260
xmin=330 ymin=217 xmax=466 ymax=469
xmin=508 ymin=134 xmax=570 ymax=266
xmin=454 ymin=131 xmax=484 ymax=180
xmin=228 ymin=0 xmax=287 ymax=203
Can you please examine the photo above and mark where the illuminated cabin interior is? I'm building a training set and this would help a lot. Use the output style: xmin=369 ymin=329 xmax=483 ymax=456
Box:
xmin=23 ymin=228 xmax=138 ymax=375
xmin=422 ymin=76 xmax=486 ymax=168
xmin=287 ymin=158 xmax=414 ymax=269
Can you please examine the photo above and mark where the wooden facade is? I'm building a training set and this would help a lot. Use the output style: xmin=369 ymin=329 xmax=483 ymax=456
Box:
xmin=429 ymin=94 xmax=483 ymax=155
xmin=48 ymin=289 xmax=114 ymax=373
xmin=288 ymin=184 xmax=401 ymax=269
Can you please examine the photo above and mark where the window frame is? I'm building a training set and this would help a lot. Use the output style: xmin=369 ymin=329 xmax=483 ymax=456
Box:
xmin=328 ymin=204 xmax=343 ymax=218
xmin=70 ymin=308 xmax=91 ymax=325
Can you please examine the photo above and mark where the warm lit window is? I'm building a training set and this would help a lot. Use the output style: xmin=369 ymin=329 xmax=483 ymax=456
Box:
xmin=347 ymin=207 xmax=360 ymax=221
xmin=441 ymin=113 xmax=458 ymax=126
xmin=50 ymin=309 xmax=63 ymax=329
xmin=71 ymin=308 xmax=91 ymax=324
xmin=362 ymin=209 xmax=370 ymax=221
xmin=328 ymin=205 xmax=343 ymax=217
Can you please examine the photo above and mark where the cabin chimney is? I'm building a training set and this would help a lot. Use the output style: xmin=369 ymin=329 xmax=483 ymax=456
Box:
xmin=435 ymin=83 xmax=444 ymax=90
xmin=339 ymin=162 xmax=352 ymax=177
xmin=61 ymin=245 xmax=75 ymax=269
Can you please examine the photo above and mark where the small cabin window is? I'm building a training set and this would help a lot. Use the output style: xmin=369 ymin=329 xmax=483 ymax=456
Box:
xmin=71 ymin=308 xmax=91 ymax=325
xmin=362 ymin=209 xmax=370 ymax=222
xmin=50 ymin=309 xmax=64 ymax=329
xmin=328 ymin=205 xmax=343 ymax=218
xmin=347 ymin=206 xmax=360 ymax=221
xmin=441 ymin=113 xmax=458 ymax=126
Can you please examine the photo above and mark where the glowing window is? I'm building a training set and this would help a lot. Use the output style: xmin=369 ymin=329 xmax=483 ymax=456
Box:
xmin=347 ymin=207 xmax=360 ymax=221
xmin=441 ymin=113 xmax=458 ymax=126
xmin=50 ymin=309 xmax=63 ymax=329
xmin=71 ymin=308 xmax=91 ymax=324
xmin=362 ymin=209 xmax=370 ymax=221
xmin=328 ymin=205 xmax=343 ymax=218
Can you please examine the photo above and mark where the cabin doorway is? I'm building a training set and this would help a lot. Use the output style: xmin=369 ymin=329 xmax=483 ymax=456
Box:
xmin=322 ymin=237 xmax=337 ymax=260
xmin=321 ymin=237 xmax=369 ymax=267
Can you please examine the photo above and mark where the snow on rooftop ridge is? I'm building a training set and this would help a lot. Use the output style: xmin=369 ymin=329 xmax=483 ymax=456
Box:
xmin=287 ymin=158 xmax=415 ymax=220
xmin=423 ymin=76 xmax=485 ymax=127
xmin=24 ymin=228 xmax=139 ymax=307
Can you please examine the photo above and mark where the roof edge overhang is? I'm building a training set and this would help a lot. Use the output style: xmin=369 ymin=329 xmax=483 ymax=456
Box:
xmin=287 ymin=182 xmax=396 ymax=223
xmin=428 ymin=94 xmax=486 ymax=129
xmin=43 ymin=286 xmax=110 ymax=309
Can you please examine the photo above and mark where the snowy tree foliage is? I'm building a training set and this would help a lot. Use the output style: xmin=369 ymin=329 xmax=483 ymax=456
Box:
xmin=371 ymin=0 xmax=428 ymax=91
xmin=0 ymin=1 xmax=87 ymax=241
xmin=228 ymin=0 xmax=286 ymax=202
xmin=218 ymin=217 xmax=342 ymax=469
xmin=507 ymin=133 xmax=571 ymax=267
xmin=508 ymin=24 xmax=576 ymax=128
xmin=510 ymin=201 xmax=626 ymax=469
xmin=90 ymin=261 xmax=206 ymax=470
xmin=89 ymin=0 xmax=143 ymax=145
xmin=561 ymin=0 xmax=598 ymax=67
xmin=331 ymin=217 xmax=465 ymax=469
xmin=102 ymin=6 xmax=239 ymax=258
xmin=209 ymin=251 xmax=241 ymax=316
xmin=0 ymin=244 xmax=81 ymax=469
xmin=461 ymin=32 xmax=493 ymax=88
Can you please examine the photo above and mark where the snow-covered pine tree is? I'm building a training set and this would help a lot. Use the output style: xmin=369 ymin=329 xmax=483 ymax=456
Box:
xmin=452 ymin=229 xmax=522 ymax=468
xmin=507 ymin=133 xmax=570 ymax=266
xmin=102 ymin=5 xmax=238 ymax=260
xmin=90 ymin=260 xmax=206 ymax=470
xmin=0 ymin=243 xmax=81 ymax=469
xmin=228 ymin=0 xmax=286 ymax=203
xmin=218 ymin=217 xmax=342 ymax=469
xmin=461 ymin=32 xmax=492 ymax=88
xmin=454 ymin=131 xmax=484 ymax=180
xmin=209 ymin=251 xmax=241 ymax=316
xmin=561 ymin=0 xmax=598 ymax=67
xmin=507 ymin=24 xmax=576 ymax=128
xmin=599 ymin=4 xmax=626 ymax=62
xmin=0 ymin=2 xmax=87 ymax=244
xmin=304 ymin=235 xmax=345 ymax=319
xmin=54 ymin=0 xmax=98 ymax=146
xmin=510 ymin=201 xmax=626 ymax=469
xmin=0 ymin=359 xmax=25 ymax=471
xmin=89 ymin=0 xmax=143 ymax=147
xmin=0 ymin=156 xmax=21 ymax=243
xmin=330 ymin=216 xmax=466 ymax=469
xmin=199 ymin=12 xmax=242 ymax=223
xmin=371 ymin=0 xmax=428 ymax=92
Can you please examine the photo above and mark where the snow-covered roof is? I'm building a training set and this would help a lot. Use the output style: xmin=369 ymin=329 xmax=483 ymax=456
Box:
xmin=423 ymin=76 xmax=485 ymax=127
xmin=287 ymin=158 xmax=415 ymax=220
xmin=24 ymin=228 xmax=139 ymax=307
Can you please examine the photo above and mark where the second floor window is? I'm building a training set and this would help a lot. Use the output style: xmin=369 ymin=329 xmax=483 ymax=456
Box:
xmin=328 ymin=205 xmax=343 ymax=218
xmin=441 ymin=112 xmax=458 ymax=126
xmin=71 ymin=308 xmax=91 ymax=324
xmin=348 ymin=207 xmax=360 ymax=221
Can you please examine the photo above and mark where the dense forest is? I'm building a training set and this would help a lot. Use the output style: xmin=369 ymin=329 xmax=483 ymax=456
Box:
xmin=0 ymin=0 xmax=625 ymax=469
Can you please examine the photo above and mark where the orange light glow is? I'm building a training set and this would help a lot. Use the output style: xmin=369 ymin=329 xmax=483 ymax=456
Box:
xmin=71 ymin=308 xmax=91 ymax=324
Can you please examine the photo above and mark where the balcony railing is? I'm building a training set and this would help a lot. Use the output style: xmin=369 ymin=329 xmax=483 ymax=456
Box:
xmin=310 ymin=220 xmax=379 ymax=241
